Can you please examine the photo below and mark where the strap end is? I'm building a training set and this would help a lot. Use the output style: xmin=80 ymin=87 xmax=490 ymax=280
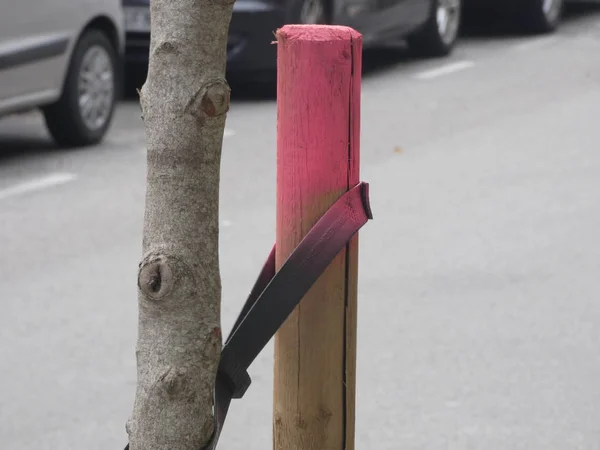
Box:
xmin=218 ymin=348 xmax=252 ymax=399
xmin=359 ymin=182 xmax=373 ymax=220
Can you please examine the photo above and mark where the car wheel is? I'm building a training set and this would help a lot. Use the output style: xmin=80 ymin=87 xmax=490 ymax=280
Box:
xmin=43 ymin=29 xmax=117 ymax=148
xmin=407 ymin=0 xmax=462 ymax=57
xmin=521 ymin=0 xmax=563 ymax=34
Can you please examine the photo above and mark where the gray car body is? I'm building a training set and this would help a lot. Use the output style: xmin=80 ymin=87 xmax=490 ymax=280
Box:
xmin=0 ymin=0 xmax=124 ymax=117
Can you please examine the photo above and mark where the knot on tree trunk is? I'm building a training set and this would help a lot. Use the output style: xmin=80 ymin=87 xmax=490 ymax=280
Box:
xmin=186 ymin=80 xmax=231 ymax=120
xmin=138 ymin=253 xmax=177 ymax=301
xmin=157 ymin=366 xmax=193 ymax=399
xmin=154 ymin=40 xmax=180 ymax=56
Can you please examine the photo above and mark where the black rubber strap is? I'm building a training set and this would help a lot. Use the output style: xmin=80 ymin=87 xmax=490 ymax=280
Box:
xmin=124 ymin=181 xmax=372 ymax=450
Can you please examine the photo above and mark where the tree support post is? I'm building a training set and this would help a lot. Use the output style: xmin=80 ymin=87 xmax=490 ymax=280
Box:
xmin=274 ymin=24 xmax=363 ymax=450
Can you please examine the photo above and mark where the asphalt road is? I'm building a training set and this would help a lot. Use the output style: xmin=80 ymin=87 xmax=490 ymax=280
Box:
xmin=2 ymin=8 xmax=600 ymax=450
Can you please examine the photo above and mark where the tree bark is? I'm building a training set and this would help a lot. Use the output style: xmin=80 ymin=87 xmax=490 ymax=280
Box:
xmin=126 ymin=0 xmax=235 ymax=449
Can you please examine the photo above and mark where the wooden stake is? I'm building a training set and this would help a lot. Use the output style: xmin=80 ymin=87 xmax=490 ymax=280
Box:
xmin=274 ymin=25 xmax=362 ymax=450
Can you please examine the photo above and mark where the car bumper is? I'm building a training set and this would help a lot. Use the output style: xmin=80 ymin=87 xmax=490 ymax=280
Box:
xmin=124 ymin=0 xmax=285 ymax=75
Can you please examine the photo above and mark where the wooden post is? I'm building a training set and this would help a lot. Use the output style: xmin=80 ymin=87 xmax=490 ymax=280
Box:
xmin=273 ymin=25 xmax=362 ymax=450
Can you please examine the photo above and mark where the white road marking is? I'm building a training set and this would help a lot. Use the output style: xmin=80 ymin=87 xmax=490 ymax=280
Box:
xmin=221 ymin=219 xmax=233 ymax=228
xmin=414 ymin=60 xmax=475 ymax=80
xmin=0 ymin=172 xmax=78 ymax=201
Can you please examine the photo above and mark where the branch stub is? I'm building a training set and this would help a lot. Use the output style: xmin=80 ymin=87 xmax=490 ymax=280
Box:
xmin=138 ymin=256 xmax=174 ymax=300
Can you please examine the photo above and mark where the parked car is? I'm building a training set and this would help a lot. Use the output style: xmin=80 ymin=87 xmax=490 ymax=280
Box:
xmin=463 ymin=0 xmax=564 ymax=33
xmin=123 ymin=0 xmax=462 ymax=81
xmin=0 ymin=0 xmax=124 ymax=147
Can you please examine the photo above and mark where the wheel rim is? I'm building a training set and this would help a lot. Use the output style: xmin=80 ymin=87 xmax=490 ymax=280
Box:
xmin=300 ymin=0 xmax=326 ymax=24
xmin=542 ymin=0 xmax=561 ymax=23
xmin=77 ymin=45 xmax=114 ymax=131
xmin=436 ymin=0 xmax=461 ymax=45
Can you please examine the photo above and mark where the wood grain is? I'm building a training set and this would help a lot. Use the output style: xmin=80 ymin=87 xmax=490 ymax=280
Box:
xmin=273 ymin=24 xmax=363 ymax=450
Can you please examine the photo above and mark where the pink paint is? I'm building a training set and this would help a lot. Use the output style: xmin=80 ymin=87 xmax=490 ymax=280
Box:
xmin=275 ymin=24 xmax=362 ymax=253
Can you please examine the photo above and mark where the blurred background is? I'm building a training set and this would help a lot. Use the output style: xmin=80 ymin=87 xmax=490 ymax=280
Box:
xmin=2 ymin=1 xmax=600 ymax=449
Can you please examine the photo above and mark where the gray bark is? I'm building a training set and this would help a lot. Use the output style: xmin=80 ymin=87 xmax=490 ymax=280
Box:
xmin=126 ymin=0 xmax=235 ymax=448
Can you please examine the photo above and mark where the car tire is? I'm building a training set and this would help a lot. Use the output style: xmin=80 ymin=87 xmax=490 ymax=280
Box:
xmin=286 ymin=0 xmax=329 ymax=24
xmin=43 ymin=29 xmax=118 ymax=148
xmin=521 ymin=0 xmax=563 ymax=34
xmin=407 ymin=0 xmax=462 ymax=57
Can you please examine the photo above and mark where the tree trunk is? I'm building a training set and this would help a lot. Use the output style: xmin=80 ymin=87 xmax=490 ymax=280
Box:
xmin=126 ymin=0 xmax=234 ymax=449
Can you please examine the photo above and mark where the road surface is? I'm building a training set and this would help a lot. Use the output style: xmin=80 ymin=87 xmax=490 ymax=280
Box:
xmin=2 ymin=8 xmax=600 ymax=450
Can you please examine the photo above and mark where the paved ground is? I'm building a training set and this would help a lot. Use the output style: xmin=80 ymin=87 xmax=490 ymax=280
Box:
xmin=2 ymin=7 xmax=600 ymax=450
